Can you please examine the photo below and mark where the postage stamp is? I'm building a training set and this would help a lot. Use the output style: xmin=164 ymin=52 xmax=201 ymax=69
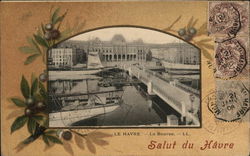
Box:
xmin=208 ymin=80 xmax=249 ymax=122
xmin=214 ymin=37 xmax=248 ymax=79
xmin=208 ymin=2 xmax=249 ymax=37
xmin=203 ymin=90 xmax=243 ymax=135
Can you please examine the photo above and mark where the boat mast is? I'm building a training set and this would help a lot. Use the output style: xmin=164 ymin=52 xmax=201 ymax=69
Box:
xmin=86 ymin=79 xmax=89 ymax=99
xmin=178 ymin=39 xmax=183 ymax=64
xmin=87 ymin=36 xmax=91 ymax=69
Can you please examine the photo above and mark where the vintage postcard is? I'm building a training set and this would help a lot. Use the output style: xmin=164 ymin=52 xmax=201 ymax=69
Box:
xmin=0 ymin=1 xmax=249 ymax=156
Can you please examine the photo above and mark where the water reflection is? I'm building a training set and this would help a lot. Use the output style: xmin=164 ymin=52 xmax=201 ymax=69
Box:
xmin=49 ymin=71 xmax=181 ymax=126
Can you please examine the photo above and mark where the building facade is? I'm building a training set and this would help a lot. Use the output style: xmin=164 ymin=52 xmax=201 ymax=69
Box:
xmin=49 ymin=48 xmax=77 ymax=68
xmin=151 ymin=44 xmax=200 ymax=65
xmin=51 ymin=34 xmax=200 ymax=66
xmin=58 ymin=34 xmax=149 ymax=63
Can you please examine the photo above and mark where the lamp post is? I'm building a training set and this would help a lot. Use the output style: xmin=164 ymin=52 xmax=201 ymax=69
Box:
xmin=189 ymin=94 xmax=195 ymax=113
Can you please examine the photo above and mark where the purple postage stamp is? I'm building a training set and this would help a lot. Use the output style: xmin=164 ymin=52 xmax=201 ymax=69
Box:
xmin=208 ymin=2 xmax=249 ymax=37
xmin=215 ymin=37 xmax=248 ymax=79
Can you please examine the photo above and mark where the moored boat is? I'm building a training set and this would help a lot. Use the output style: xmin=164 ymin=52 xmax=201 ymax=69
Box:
xmin=49 ymin=88 xmax=124 ymax=127
xmin=49 ymin=102 xmax=121 ymax=127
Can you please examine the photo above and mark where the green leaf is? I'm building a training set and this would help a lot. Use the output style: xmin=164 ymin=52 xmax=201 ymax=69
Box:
xmin=198 ymin=22 xmax=207 ymax=31
xmin=20 ymin=136 xmax=36 ymax=145
xmin=11 ymin=98 xmax=26 ymax=107
xmin=27 ymin=36 xmax=34 ymax=45
xmin=42 ymin=135 xmax=50 ymax=146
xmin=86 ymin=137 xmax=96 ymax=154
xmin=54 ymin=10 xmax=67 ymax=25
xmin=31 ymin=38 xmax=42 ymax=54
xmin=21 ymin=76 xmax=30 ymax=98
xmin=24 ymin=54 xmax=40 ymax=65
xmin=51 ymin=8 xmax=60 ymax=25
xmin=45 ymin=130 xmax=57 ymax=135
xmin=33 ymin=34 xmax=49 ymax=48
xmin=201 ymin=43 xmax=214 ymax=50
xmin=75 ymin=135 xmax=85 ymax=149
xmin=31 ymin=78 xmax=38 ymax=96
xmin=46 ymin=135 xmax=63 ymax=144
xmin=39 ymin=81 xmax=47 ymax=100
xmin=63 ymin=141 xmax=74 ymax=155
xmin=196 ymin=22 xmax=207 ymax=36
xmin=41 ymin=23 xmax=46 ymax=35
xmin=32 ymin=115 xmax=45 ymax=126
xmin=27 ymin=118 xmax=37 ymax=134
xmin=26 ymin=37 xmax=42 ymax=54
xmin=202 ymin=48 xmax=213 ymax=60
xmin=31 ymin=73 xmax=36 ymax=84
xmin=187 ymin=16 xmax=194 ymax=28
xmin=37 ymin=27 xmax=42 ymax=37
xmin=190 ymin=19 xmax=198 ymax=28
xmin=34 ymin=94 xmax=43 ymax=103
xmin=33 ymin=115 xmax=44 ymax=122
xmin=74 ymin=20 xmax=86 ymax=33
xmin=11 ymin=115 xmax=28 ymax=133
xmin=164 ymin=15 xmax=182 ymax=31
xmin=59 ymin=29 xmax=73 ymax=40
xmin=197 ymin=38 xmax=212 ymax=44
xmin=92 ymin=138 xmax=109 ymax=146
xmin=19 ymin=46 xmax=38 ymax=54
xmin=41 ymin=117 xmax=49 ymax=128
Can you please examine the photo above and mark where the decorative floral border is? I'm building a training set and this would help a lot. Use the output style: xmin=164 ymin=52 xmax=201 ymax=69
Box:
xmin=9 ymin=7 xmax=213 ymax=155
xmin=164 ymin=16 xmax=214 ymax=61
xmin=10 ymin=7 xmax=112 ymax=155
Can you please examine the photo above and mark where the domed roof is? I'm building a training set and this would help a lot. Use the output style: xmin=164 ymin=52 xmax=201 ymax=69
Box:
xmin=134 ymin=38 xmax=143 ymax=44
xmin=93 ymin=37 xmax=101 ymax=43
xmin=111 ymin=34 xmax=126 ymax=43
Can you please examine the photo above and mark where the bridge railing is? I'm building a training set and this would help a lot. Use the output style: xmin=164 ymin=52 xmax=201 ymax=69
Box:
xmin=151 ymin=76 xmax=200 ymax=125
xmin=140 ymin=76 xmax=149 ymax=83
xmin=129 ymin=65 xmax=200 ymax=125
xmin=133 ymin=66 xmax=199 ymax=96
xmin=152 ymin=84 xmax=182 ymax=111
xmin=175 ymin=81 xmax=200 ymax=96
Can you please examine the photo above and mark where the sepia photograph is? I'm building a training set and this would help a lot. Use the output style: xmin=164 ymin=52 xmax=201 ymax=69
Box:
xmin=2 ymin=1 xmax=250 ymax=156
xmin=48 ymin=27 xmax=201 ymax=127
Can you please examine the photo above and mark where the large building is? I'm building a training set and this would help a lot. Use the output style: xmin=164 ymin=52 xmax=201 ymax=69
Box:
xmin=48 ymin=48 xmax=77 ymax=68
xmin=150 ymin=43 xmax=200 ymax=65
xmin=57 ymin=34 xmax=150 ymax=63
xmin=50 ymin=34 xmax=200 ymax=67
xmin=99 ymin=35 xmax=148 ymax=62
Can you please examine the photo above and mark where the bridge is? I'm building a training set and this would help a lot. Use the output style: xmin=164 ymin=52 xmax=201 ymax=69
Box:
xmin=119 ymin=64 xmax=200 ymax=126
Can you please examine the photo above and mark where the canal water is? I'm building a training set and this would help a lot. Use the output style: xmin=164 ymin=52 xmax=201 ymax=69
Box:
xmin=48 ymin=71 xmax=181 ymax=126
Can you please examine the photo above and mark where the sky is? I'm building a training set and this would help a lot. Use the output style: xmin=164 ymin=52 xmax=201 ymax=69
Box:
xmin=70 ymin=27 xmax=185 ymax=44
